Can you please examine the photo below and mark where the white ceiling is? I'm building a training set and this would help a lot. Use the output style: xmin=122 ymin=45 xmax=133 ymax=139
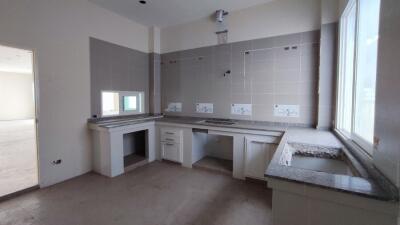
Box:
xmin=0 ymin=45 xmax=33 ymax=74
xmin=89 ymin=0 xmax=274 ymax=28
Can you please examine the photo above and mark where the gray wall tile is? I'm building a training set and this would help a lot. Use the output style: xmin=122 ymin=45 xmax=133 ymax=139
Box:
xmin=161 ymin=30 xmax=321 ymax=125
xmin=251 ymin=36 xmax=275 ymax=50
xmin=301 ymin=30 xmax=321 ymax=44
xmin=273 ymin=33 xmax=301 ymax=47
xmin=317 ymin=23 xmax=338 ymax=129
xmin=149 ymin=53 xmax=161 ymax=113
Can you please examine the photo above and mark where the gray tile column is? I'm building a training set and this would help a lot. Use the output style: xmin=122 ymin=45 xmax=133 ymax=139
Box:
xmin=317 ymin=23 xmax=338 ymax=130
xmin=149 ymin=53 xmax=161 ymax=114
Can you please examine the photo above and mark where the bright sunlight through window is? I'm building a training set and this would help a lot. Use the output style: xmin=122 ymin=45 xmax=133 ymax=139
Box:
xmin=102 ymin=91 xmax=120 ymax=116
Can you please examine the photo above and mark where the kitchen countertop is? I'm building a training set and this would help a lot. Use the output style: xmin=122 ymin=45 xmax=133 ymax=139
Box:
xmin=155 ymin=116 xmax=303 ymax=132
xmin=88 ymin=114 xmax=305 ymax=132
xmin=87 ymin=114 xmax=398 ymax=202
xmin=88 ymin=113 xmax=164 ymax=129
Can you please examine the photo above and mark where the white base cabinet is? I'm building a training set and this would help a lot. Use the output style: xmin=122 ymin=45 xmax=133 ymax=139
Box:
xmin=90 ymin=121 xmax=156 ymax=177
xmin=244 ymin=135 xmax=279 ymax=180
xmin=160 ymin=127 xmax=183 ymax=163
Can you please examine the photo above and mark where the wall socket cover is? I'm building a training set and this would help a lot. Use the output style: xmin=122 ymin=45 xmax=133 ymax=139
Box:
xmin=196 ymin=103 xmax=213 ymax=113
xmin=165 ymin=102 xmax=182 ymax=112
xmin=274 ymin=104 xmax=300 ymax=117
xmin=231 ymin=104 xmax=252 ymax=116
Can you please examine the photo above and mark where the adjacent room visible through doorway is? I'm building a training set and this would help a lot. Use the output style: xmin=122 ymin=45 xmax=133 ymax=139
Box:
xmin=0 ymin=44 xmax=38 ymax=198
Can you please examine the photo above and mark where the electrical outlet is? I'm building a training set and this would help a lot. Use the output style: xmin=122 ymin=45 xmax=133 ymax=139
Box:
xmin=231 ymin=104 xmax=252 ymax=116
xmin=165 ymin=102 xmax=182 ymax=112
xmin=273 ymin=105 xmax=299 ymax=117
xmin=196 ymin=103 xmax=213 ymax=113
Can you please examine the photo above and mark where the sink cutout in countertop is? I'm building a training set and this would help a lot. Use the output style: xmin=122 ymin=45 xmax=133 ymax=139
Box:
xmin=280 ymin=142 xmax=359 ymax=177
xmin=197 ymin=118 xmax=236 ymax=125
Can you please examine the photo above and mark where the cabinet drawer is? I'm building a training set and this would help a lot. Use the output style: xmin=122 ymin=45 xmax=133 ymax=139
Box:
xmin=161 ymin=142 xmax=182 ymax=163
xmin=246 ymin=135 xmax=280 ymax=144
xmin=161 ymin=128 xmax=182 ymax=143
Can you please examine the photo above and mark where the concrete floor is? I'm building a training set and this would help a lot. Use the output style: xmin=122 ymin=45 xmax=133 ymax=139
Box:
xmin=193 ymin=156 xmax=233 ymax=175
xmin=0 ymin=120 xmax=38 ymax=197
xmin=0 ymin=162 xmax=272 ymax=225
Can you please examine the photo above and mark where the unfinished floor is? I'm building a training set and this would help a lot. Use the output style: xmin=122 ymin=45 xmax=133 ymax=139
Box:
xmin=0 ymin=161 xmax=272 ymax=225
xmin=0 ymin=120 xmax=38 ymax=197
xmin=193 ymin=156 xmax=233 ymax=175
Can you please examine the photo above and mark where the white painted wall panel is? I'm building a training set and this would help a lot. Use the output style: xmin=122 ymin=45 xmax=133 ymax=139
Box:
xmin=0 ymin=0 xmax=149 ymax=187
xmin=161 ymin=0 xmax=321 ymax=53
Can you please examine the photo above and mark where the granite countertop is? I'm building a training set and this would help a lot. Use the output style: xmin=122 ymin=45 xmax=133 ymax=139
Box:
xmin=265 ymin=128 xmax=399 ymax=202
xmin=88 ymin=114 xmax=305 ymax=132
xmin=155 ymin=116 xmax=298 ymax=132
xmin=87 ymin=114 xmax=398 ymax=201
xmin=88 ymin=113 xmax=164 ymax=128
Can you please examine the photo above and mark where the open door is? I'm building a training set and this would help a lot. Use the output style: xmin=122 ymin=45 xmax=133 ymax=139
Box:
xmin=0 ymin=44 xmax=38 ymax=198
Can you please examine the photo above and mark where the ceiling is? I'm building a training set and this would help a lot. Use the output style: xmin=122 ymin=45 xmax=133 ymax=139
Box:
xmin=89 ymin=0 xmax=273 ymax=28
xmin=0 ymin=45 xmax=33 ymax=74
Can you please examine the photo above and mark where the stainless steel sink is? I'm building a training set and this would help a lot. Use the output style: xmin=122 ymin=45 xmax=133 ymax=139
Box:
xmin=280 ymin=142 xmax=359 ymax=176
xmin=197 ymin=118 xmax=236 ymax=125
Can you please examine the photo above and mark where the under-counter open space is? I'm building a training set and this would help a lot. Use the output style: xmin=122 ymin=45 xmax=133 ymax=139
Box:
xmin=193 ymin=156 xmax=233 ymax=175
xmin=123 ymin=130 xmax=148 ymax=170
xmin=192 ymin=131 xmax=234 ymax=175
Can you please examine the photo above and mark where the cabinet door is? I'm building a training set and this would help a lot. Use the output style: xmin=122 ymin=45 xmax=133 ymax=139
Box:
xmin=245 ymin=136 xmax=278 ymax=180
xmin=161 ymin=142 xmax=181 ymax=162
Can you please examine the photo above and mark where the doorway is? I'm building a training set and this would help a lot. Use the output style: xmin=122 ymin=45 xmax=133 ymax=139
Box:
xmin=0 ymin=44 xmax=38 ymax=198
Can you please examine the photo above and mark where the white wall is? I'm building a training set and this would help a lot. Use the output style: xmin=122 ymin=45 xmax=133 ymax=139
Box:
xmin=0 ymin=71 xmax=35 ymax=120
xmin=0 ymin=0 xmax=149 ymax=187
xmin=161 ymin=0 xmax=322 ymax=53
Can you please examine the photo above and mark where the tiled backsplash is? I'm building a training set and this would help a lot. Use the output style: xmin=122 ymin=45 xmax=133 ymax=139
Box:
xmin=161 ymin=30 xmax=320 ymax=126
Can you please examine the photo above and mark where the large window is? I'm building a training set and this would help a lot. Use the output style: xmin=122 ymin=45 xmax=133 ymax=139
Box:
xmin=337 ymin=0 xmax=381 ymax=154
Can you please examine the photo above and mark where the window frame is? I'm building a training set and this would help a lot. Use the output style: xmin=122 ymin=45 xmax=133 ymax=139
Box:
xmin=119 ymin=91 xmax=145 ymax=116
xmin=101 ymin=90 xmax=145 ymax=117
xmin=336 ymin=0 xmax=380 ymax=155
xmin=337 ymin=0 xmax=357 ymax=135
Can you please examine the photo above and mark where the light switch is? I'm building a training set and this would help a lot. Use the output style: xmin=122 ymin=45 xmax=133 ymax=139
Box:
xmin=196 ymin=103 xmax=213 ymax=113
xmin=231 ymin=104 xmax=252 ymax=116
xmin=165 ymin=102 xmax=182 ymax=112
xmin=273 ymin=104 xmax=299 ymax=117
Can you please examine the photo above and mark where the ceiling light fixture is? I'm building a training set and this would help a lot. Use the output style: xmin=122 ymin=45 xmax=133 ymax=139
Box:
xmin=139 ymin=0 xmax=146 ymax=4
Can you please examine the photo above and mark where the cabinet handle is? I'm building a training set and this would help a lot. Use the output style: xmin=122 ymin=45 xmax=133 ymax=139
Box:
xmin=166 ymin=138 xmax=174 ymax=141
xmin=165 ymin=143 xmax=174 ymax=146
xmin=165 ymin=132 xmax=175 ymax=135
xmin=252 ymin=140 xmax=277 ymax=144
